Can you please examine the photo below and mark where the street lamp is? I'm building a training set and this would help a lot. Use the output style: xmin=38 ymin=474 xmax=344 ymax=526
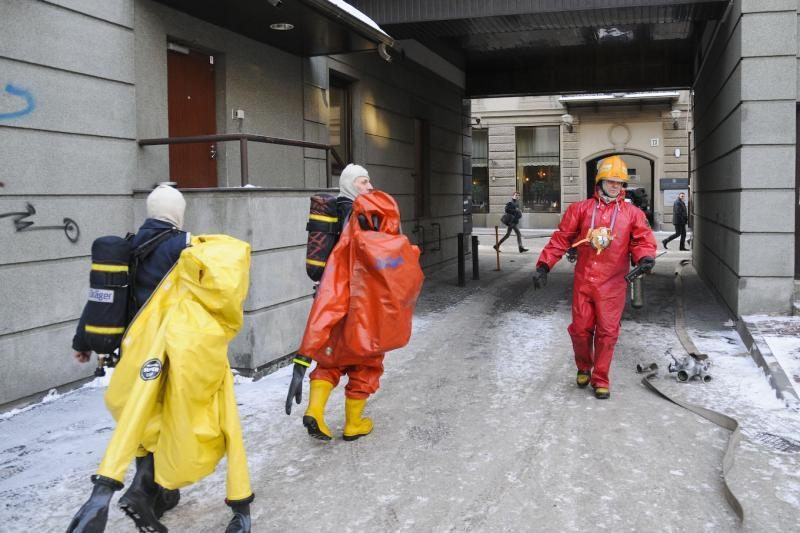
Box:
xmin=670 ymin=109 xmax=681 ymax=130
xmin=561 ymin=113 xmax=574 ymax=133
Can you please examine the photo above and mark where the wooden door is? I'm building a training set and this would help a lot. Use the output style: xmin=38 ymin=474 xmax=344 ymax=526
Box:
xmin=167 ymin=50 xmax=217 ymax=188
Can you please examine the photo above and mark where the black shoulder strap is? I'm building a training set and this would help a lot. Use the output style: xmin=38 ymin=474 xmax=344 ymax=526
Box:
xmin=127 ymin=228 xmax=181 ymax=317
xmin=132 ymin=228 xmax=180 ymax=261
xmin=340 ymin=211 xmax=351 ymax=233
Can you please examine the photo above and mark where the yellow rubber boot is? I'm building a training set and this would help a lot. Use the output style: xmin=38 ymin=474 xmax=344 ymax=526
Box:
xmin=343 ymin=398 xmax=373 ymax=441
xmin=303 ymin=380 xmax=333 ymax=440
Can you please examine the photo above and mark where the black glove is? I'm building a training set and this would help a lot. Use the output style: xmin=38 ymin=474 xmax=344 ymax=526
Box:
xmin=285 ymin=355 xmax=311 ymax=415
xmin=532 ymin=265 xmax=549 ymax=289
xmin=638 ymin=256 xmax=655 ymax=274
xmin=566 ymin=247 xmax=577 ymax=263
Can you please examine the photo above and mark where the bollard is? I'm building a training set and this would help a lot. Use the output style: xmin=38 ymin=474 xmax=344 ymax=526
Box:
xmin=471 ymin=235 xmax=479 ymax=280
xmin=457 ymin=232 xmax=465 ymax=287
xmin=494 ymin=225 xmax=501 ymax=271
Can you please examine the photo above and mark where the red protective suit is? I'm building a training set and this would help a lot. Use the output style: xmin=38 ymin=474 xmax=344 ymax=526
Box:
xmin=299 ymin=191 xmax=423 ymax=399
xmin=537 ymin=190 xmax=656 ymax=388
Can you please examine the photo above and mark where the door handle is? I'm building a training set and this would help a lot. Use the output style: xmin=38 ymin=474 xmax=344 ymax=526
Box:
xmin=209 ymin=144 xmax=217 ymax=160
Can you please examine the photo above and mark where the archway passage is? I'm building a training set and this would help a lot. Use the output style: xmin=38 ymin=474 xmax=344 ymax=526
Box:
xmin=348 ymin=0 xmax=794 ymax=314
xmin=586 ymin=153 xmax=655 ymax=225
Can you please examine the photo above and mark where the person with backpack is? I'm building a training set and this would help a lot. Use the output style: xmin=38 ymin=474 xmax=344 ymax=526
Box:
xmin=67 ymin=233 xmax=255 ymax=533
xmin=494 ymin=191 xmax=529 ymax=253
xmin=286 ymin=164 xmax=424 ymax=442
xmin=69 ymin=184 xmax=190 ymax=532
xmin=73 ymin=184 xmax=189 ymax=363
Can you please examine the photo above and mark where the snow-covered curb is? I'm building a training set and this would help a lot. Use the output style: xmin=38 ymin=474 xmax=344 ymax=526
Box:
xmin=737 ymin=316 xmax=800 ymax=409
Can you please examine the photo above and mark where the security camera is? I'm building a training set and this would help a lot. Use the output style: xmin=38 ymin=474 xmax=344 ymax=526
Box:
xmin=475 ymin=117 xmax=481 ymax=125
xmin=377 ymin=43 xmax=392 ymax=62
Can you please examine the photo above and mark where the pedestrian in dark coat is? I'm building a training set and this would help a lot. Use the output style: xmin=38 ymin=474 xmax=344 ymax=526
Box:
xmin=494 ymin=191 xmax=529 ymax=253
xmin=662 ymin=192 xmax=688 ymax=250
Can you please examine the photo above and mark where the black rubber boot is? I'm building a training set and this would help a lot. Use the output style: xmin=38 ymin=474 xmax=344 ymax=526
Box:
xmin=118 ymin=454 xmax=167 ymax=533
xmin=225 ymin=496 xmax=254 ymax=533
xmin=153 ymin=487 xmax=180 ymax=519
xmin=66 ymin=475 xmax=123 ymax=533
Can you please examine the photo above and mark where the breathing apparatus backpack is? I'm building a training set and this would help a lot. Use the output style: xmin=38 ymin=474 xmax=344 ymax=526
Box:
xmin=305 ymin=193 xmax=341 ymax=281
xmin=73 ymin=229 xmax=178 ymax=359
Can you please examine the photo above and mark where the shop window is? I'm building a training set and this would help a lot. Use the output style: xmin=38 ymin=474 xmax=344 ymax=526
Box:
xmin=471 ymin=129 xmax=489 ymax=213
xmin=329 ymin=74 xmax=352 ymax=180
xmin=516 ymin=126 xmax=561 ymax=212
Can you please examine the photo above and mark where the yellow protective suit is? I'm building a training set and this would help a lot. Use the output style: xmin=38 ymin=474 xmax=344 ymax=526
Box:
xmin=96 ymin=234 xmax=253 ymax=502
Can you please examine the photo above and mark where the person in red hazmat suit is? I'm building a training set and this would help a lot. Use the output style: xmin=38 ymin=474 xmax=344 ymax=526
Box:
xmin=67 ymin=235 xmax=255 ymax=533
xmin=532 ymin=155 xmax=656 ymax=399
xmin=285 ymin=165 xmax=424 ymax=441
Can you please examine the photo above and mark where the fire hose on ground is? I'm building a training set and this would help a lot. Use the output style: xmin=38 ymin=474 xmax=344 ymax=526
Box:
xmin=637 ymin=259 xmax=744 ymax=530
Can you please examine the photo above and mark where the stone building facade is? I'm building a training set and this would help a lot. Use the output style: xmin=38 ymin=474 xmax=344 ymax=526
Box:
xmin=0 ymin=0 xmax=469 ymax=407
xmin=470 ymin=92 xmax=691 ymax=232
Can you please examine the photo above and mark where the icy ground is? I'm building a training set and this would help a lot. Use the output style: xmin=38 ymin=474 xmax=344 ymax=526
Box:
xmin=1 ymin=238 xmax=799 ymax=532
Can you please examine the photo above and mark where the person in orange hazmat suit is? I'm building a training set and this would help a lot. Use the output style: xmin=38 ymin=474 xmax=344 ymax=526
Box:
xmin=286 ymin=172 xmax=423 ymax=441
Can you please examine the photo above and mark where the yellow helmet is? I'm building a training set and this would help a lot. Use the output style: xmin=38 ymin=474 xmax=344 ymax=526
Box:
xmin=595 ymin=155 xmax=629 ymax=183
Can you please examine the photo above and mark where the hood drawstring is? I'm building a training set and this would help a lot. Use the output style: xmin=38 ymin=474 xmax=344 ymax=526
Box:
xmin=589 ymin=198 xmax=620 ymax=235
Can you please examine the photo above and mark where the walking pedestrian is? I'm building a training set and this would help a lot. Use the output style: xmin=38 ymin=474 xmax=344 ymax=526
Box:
xmin=531 ymin=155 xmax=657 ymax=399
xmin=494 ymin=191 xmax=529 ymax=253
xmin=70 ymin=185 xmax=188 ymax=531
xmin=286 ymin=164 xmax=424 ymax=442
xmin=662 ymin=192 xmax=688 ymax=250
xmin=68 ymin=187 xmax=254 ymax=533
xmin=286 ymin=163 xmax=376 ymax=440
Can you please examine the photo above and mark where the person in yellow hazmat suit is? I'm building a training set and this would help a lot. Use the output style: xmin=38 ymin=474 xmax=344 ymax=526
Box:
xmin=67 ymin=234 xmax=255 ymax=533
xmin=72 ymin=184 xmax=189 ymax=527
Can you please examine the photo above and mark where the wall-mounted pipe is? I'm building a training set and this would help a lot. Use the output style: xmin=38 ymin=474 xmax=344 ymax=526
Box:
xmin=412 ymin=224 xmax=425 ymax=255
xmin=430 ymin=222 xmax=441 ymax=252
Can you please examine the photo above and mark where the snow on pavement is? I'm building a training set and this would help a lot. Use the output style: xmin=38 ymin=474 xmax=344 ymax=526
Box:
xmin=1 ymin=243 xmax=799 ymax=532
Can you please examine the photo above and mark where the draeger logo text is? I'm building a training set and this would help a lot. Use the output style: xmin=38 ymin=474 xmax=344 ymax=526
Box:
xmin=376 ymin=256 xmax=404 ymax=270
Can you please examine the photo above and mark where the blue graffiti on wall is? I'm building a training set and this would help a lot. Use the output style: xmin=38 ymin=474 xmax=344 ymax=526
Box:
xmin=0 ymin=84 xmax=35 ymax=120
xmin=0 ymin=203 xmax=80 ymax=243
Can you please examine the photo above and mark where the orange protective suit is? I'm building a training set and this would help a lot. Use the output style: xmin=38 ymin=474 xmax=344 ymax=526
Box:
xmin=537 ymin=189 xmax=656 ymax=388
xmin=299 ymin=191 xmax=423 ymax=399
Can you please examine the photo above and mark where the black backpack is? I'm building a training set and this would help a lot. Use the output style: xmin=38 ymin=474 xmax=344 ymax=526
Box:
xmin=73 ymin=229 xmax=178 ymax=356
xmin=305 ymin=193 xmax=341 ymax=282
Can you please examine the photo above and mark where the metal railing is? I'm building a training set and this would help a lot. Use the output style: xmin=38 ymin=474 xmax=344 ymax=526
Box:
xmin=138 ymin=133 xmax=344 ymax=186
